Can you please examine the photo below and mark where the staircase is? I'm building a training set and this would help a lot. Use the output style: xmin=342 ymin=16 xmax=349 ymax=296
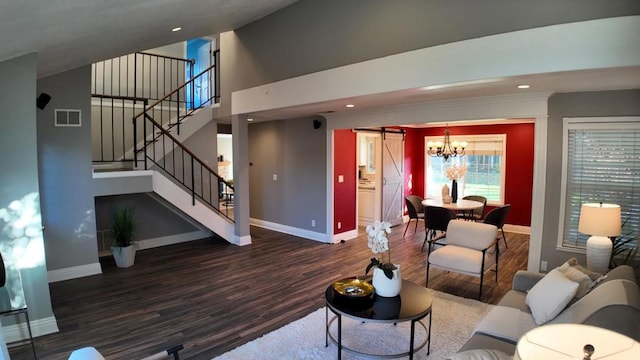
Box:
xmin=91 ymin=50 xmax=236 ymax=245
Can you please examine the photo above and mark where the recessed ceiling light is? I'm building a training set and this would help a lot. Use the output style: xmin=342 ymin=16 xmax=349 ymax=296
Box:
xmin=172 ymin=27 xmax=182 ymax=32
xmin=517 ymin=84 xmax=530 ymax=89
xmin=247 ymin=118 xmax=254 ymax=122
xmin=346 ymin=104 xmax=355 ymax=108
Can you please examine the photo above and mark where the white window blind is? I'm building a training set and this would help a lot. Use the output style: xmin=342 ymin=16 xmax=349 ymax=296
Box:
xmin=425 ymin=134 xmax=505 ymax=204
xmin=560 ymin=118 xmax=640 ymax=250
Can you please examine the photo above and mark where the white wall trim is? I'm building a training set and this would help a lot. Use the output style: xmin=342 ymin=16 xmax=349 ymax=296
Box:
xmin=234 ymin=234 xmax=252 ymax=246
xmin=48 ymin=263 xmax=102 ymax=283
xmin=250 ymin=218 xmax=332 ymax=243
xmin=504 ymin=224 xmax=531 ymax=235
xmin=528 ymin=115 xmax=548 ymax=272
xmin=136 ymin=230 xmax=211 ymax=250
xmin=3 ymin=315 xmax=59 ymax=343
xmin=332 ymin=229 xmax=359 ymax=243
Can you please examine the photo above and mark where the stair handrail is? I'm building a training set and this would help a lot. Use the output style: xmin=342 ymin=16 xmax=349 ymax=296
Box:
xmin=136 ymin=110 xmax=234 ymax=220
xmin=137 ymin=61 xmax=218 ymax=135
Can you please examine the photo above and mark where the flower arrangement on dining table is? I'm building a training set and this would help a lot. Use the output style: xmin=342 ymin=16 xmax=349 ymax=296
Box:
xmin=365 ymin=220 xmax=397 ymax=279
xmin=445 ymin=164 xmax=467 ymax=180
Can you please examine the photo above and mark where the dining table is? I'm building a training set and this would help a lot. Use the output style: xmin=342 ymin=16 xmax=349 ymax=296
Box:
xmin=421 ymin=198 xmax=484 ymax=220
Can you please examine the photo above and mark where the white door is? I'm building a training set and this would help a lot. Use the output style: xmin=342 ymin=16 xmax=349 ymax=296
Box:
xmin=382 ymin=133 xmax=404 ymax=226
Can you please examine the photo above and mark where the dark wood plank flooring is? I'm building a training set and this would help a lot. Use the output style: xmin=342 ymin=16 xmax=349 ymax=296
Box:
xmin=9 ymin=221 xmax=528 ymax=359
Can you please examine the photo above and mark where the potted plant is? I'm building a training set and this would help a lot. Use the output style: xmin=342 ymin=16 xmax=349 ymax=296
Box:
xmin=610 ymin=217 xmax=638 ymax=268
xmin=365 ymin=220 xmax=401 ymax=297
xmin=110 ymin=205 xmax=138 ymax=268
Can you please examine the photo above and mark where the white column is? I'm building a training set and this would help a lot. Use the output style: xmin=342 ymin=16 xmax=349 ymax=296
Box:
xmin=231 ymin=114 xmax=252 ymax=245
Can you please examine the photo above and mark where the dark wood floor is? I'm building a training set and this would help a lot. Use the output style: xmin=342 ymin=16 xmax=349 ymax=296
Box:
xmin=9 ymin=221 xmax=528 ymax=360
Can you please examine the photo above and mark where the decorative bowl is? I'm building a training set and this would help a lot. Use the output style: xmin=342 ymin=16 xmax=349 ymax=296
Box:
xmin=331 ymin=278 xmax=375 ymax=306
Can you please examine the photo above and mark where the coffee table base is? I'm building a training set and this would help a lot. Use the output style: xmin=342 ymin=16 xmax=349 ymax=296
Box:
xmin=325 ymin=307 xmax=431 ymax=359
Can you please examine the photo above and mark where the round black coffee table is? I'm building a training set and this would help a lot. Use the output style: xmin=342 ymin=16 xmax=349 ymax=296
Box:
xmin=325 ymin=279 xmax=433 ymax=359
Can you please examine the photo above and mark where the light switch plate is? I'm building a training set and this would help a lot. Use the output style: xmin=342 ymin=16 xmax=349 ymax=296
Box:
xmin=338 ymin=175 xmax=344 ymax=183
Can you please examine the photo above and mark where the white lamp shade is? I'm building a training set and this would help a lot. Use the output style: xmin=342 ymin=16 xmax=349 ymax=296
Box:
xmin=578 ymin=203 xmax=621 ymax=274
xmin=515 ymin=324 xmax=640 ymax=359
xmin=578 ymin=203 xmax=621 ymax=237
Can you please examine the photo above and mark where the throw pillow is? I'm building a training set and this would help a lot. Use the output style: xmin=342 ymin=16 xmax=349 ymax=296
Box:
xmin=447 ymin=349 xmax=512 ymax=360
xmin=558 ymin=261 xmax=595 ymax=299
xmin=564 ymin=257 xmax=603 ymax=281
xmin=525 ymin=268 xmax=579 ymax=325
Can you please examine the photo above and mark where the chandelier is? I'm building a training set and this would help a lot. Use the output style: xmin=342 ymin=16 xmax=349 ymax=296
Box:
xmin=426 ymin=126 xmax=466 ymax=161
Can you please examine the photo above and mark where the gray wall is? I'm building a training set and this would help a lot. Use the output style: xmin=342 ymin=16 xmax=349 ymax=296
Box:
xmin=0 ymin=53 xmax=55 ymax=323
xmin=216 ymin=0 xmax=640 ymax=117
xmin=248 ymin=117 xmax=327 ymax=232
xmin=37 ymin=66 xmax=99 ymax=271
xmin=94 ymin=194 xmax=200 ymax=251
xmin=542 ymin=89 xmax=640 ymax=270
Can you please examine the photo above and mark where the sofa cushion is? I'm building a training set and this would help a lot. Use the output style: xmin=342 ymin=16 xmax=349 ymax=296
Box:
xmin=551 ymin=278 xmax=640 ymax=326
xmin=457 ymin=333 xmax=517 ymax=355
xmin=447 ymin=349 xmax=512 ymax=360
xmin=473 ymin=305 xmax=537 ymax=343
xmin=496 ymin=290 xmax=530 ymax=313
xmin=525 ymin=268 xmax=579 ymax=325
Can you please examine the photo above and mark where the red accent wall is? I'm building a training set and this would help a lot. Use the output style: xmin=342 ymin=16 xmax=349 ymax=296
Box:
xmin=406 ymin=123 xmax=535 ymax=226
xmin=333 ymin=129 xmax=357 ymax=234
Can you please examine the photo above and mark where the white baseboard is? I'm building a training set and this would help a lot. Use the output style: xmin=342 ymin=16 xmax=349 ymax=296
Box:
xmin=250 ymin=218 xmax=332 ymax=243
xmin=136 ymin=230 xmax=211 ymax=250
xmin=48 ymin=231 xmax=210 ymax=283
xmin=332 ymin=229 xmax=359 ymax=243
xmin=3 ymin=315 xmax=59 ymax=344
xmin=503 ymin=224 xmax=531 ymax=235
xmin=48 ymin=263 xmax=102 ymax=283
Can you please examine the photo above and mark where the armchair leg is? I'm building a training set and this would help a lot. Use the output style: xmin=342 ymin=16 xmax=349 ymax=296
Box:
xmin=501 ymin=228 xmax=508 ymax=248
xmin=425 ymin=263 xmax=430 ymax=288
xmin=403 ymin=220 xmax=411 ymax=237
xmin=479 ymin=271 xmax=483 ymax=300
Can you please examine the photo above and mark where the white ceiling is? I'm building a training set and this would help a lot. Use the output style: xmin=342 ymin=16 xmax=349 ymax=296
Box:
xmin=1 ymin=0 xmax=298 ymax=77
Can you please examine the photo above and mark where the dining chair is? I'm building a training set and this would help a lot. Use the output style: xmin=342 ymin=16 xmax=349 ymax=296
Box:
xmin=425 ymin=219 xmax=499 ymax=299
xmin=404 ymin=195 xmax=425 ymax=237
xmin=457 ymin=195 xmax=487 ymax=221
xmin=421 ymin=205 xmax=456 ymax=251
xmin=482 ymin=204 xmax=511 ymax=249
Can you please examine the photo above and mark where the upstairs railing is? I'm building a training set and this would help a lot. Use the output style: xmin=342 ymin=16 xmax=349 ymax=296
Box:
xmin=91 ymin=49 xmax=232 ymax=220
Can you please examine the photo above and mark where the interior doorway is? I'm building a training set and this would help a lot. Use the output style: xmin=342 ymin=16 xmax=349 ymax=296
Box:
xmin=186 ymin=38 xmax=215 ymax=108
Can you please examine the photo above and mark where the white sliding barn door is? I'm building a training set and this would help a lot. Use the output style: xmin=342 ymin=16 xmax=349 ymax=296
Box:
xmin=382 ymin=133 xmax=404 ymax=226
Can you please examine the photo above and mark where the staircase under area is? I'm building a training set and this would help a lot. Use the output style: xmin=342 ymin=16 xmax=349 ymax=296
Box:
xmin=91 ymin=50 xmax=238 ymax=247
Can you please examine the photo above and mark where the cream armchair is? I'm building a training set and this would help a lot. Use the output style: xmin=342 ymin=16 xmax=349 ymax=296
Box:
xmin=425 ymin=220 xmax=499 ymax=300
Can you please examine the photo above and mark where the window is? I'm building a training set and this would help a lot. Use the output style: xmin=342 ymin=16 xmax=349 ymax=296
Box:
xmin=558 ymin=117 xmax=640 ymax=250
xmin=424 ymin=134 xmax=505 ymax=204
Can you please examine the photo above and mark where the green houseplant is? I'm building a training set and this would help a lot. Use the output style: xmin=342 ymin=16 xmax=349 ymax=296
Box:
xmin=610 ymin=217 xmax=638 ymax=268
xmin=110 ymin=205 xmax=138 ymax=268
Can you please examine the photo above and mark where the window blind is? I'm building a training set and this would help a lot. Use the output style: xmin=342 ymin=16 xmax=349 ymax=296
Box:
xmin=561 ymin=121 xmax=640 ymax=250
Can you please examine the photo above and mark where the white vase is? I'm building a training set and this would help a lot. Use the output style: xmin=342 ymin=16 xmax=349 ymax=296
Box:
xmin=372 ymin=265 xmax=402 ymax=297
xmin=112 ymin=245 xmax=136 ymax=268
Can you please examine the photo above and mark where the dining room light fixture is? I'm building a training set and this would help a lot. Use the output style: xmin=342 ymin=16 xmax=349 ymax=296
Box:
xmin=426 ymin=125 xmax=466 ymax=162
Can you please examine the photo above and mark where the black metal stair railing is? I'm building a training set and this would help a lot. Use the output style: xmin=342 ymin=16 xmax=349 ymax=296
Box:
xmin=132 ymin=59 xmax=232 ymax=220
xmin=91 ymin=49 xmax=231 ymax=220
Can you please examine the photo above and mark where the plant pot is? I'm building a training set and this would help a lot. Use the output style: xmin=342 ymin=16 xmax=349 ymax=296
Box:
xmin=372 ymin=265 xmax=402 ymax=297
xmin=112 ymin=245 xmax=136 ymax=268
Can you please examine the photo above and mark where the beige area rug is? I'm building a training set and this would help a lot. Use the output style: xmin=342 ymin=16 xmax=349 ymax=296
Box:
xmin=214 ymin=290 xmax=494 ymax=360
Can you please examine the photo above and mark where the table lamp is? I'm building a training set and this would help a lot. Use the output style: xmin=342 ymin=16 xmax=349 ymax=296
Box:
xmin=578 ymin=203 xmax=621 ymax=274
xmin=514 ymin=324 xmax=640 ymax=359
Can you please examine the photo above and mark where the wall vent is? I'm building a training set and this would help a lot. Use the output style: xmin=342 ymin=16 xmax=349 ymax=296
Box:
xmin=54 ymin=109 xmax=82 ymax=127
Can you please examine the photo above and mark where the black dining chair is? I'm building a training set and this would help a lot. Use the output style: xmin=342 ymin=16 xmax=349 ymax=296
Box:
xmin=483 ymin=204 xmax=511 ymax=249
xmin=422 ymin=206 xmax=456 ymax=252
xmin=404 ymin=195 xmax=425 ymax=237
xmin=457 ymin=195 xmax=487 ymax=221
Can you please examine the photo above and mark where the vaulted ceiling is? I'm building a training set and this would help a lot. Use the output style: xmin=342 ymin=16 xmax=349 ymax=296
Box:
xmin=1 ymin=0 xmax=298 ymax=77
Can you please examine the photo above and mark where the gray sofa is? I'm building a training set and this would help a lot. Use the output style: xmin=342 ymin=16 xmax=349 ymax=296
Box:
xmin=458 ymin=264 xmax=640 ymax=355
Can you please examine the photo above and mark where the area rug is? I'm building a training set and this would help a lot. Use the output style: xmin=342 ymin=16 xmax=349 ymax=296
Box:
xmin=214 ymin=290 xmax=494 ymax=360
